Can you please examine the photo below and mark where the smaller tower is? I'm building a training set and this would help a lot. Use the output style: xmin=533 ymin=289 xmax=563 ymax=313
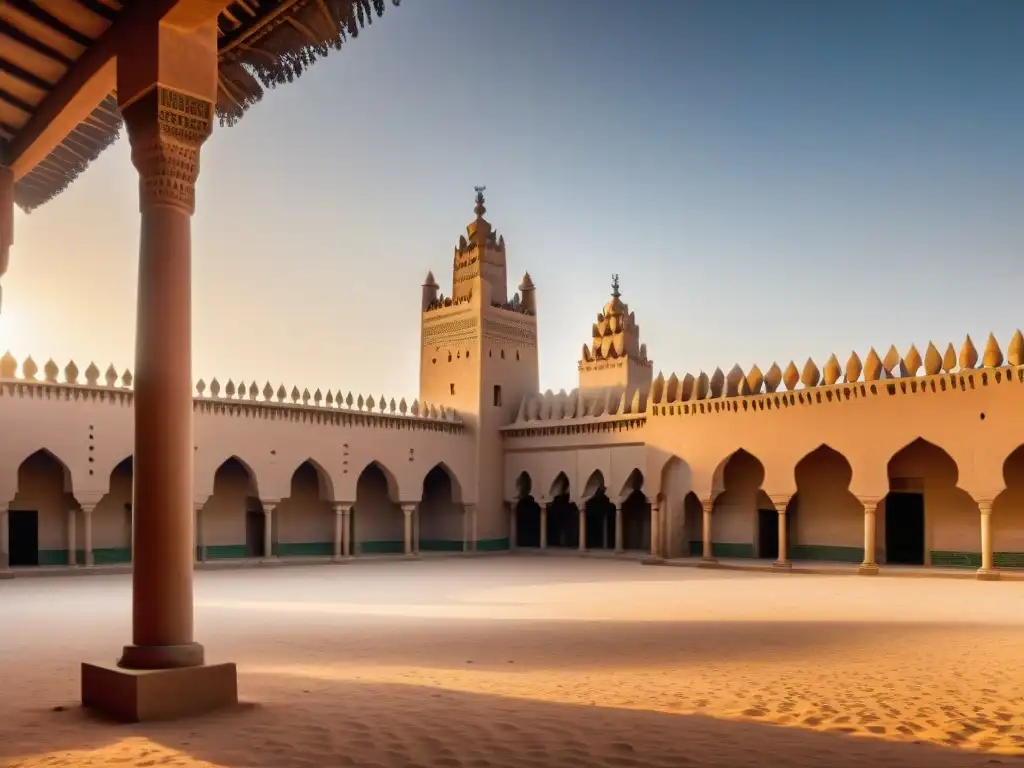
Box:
xmin=421 ymin=270 xmax=439 ymax=311
xmin=518 ymin=272 xmax=536 ymax=315
xmin=578 ymin=274 xmax=653 ymax=396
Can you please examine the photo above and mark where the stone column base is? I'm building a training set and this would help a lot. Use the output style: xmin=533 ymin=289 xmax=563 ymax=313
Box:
xmin=976 ymin=568 xmax=1001 ymax=581
xmin=697 ymin=556 xmax=718 ymax=567
xmin=772 ymin=560 xmax=792 ymax=570
xmin=81 ymin=661 xmax=237 ymax=722
xmin=858 ymin=562 xmax=879 ymax=575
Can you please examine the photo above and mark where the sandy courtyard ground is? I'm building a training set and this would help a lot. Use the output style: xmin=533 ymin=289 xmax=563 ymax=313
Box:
xmin=1 ymin=557 xmax=1024 ymax=768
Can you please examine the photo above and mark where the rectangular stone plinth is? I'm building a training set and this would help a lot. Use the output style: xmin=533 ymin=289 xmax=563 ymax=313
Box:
xmin=81 ymin=661 xmax=238 ymax=722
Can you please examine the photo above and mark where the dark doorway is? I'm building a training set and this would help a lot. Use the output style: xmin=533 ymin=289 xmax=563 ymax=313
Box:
xmin=584 ymin=493 xmax=615 ymax=549
xmin=757 ymin=508 xmax=779 ymax=560
xmin=8 ymin=510 xmax=39 ymax=567
xmin=546 ymin=494 xmax=579 ymax=548
xmin=245 ymin=509 xmax=265 ymax=558
xmin=515 ymin=496 xmax=542 ymax=547
xmin=885 ymin=492 xmax=925 ymax=565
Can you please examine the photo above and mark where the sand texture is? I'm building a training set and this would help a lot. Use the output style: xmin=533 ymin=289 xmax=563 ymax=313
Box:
xmin=1 ymin=557 xmax=1023 ymax=767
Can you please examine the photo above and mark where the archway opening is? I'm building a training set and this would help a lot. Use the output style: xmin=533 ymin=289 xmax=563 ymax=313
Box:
xmin=683 ymin=492 xmax=703 ymax=556
xmin=884 ymin=438 xmax=973 ymax=567
xmin=354 ymin=462 xmax=403 ymax=555
xmin=92 ymin=457 xmax=134 ymax=565
xmin=790 ymin=445 xmax=862 ymax=563
xmin=204 ymin=457 xmax=262 ymax=560
xmin=992 ymin=446 xmax=1024 ymax=568
xmin=276 ymin=460 xmax=334 ymax=557
xmin=712 ymin=449 xmax=772 ymax=559
xmin=546 ymin=472 xmax=578 ymax=548
xmin=420 ymin=464 xmax=464 ymax=552
xmin=8 ymin=450 xmax=75 ymax=567
xmin=581 ymin=471 xmax=613 ymax=550
xmin=514 ymin=472 xmax=541 ymax=548
xmin=619 ymin=469 xmax=648 ymax=552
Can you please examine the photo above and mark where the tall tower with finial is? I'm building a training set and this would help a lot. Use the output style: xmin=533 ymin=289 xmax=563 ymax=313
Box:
xmin=419 ymin=188 xmax=540 ymax=547
xmin=578 ymin=274 xmax=653 ymax=395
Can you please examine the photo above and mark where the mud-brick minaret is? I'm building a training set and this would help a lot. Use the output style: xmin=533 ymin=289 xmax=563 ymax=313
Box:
xmin=578 ymin=275 xmax=653 ymax=395
xmin=420 ymin=188 xmax=540 ymax=547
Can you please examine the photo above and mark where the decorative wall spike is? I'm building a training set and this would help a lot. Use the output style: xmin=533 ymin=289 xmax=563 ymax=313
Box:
xmin=630 ymin=388 xmax=642 ymax=413
xmin=122 ymin=369 xmax=133 ymax=388
xmin=665 ymin=373 xmax=679 ymax=403
xmin=225 ymin=379 xmax=236 ymax=398
xmin=942 ymin=343 xmax=957 ymax=372
xmin=346 ymin=392 xmax=354 ymax=408
xmin=357 ymin=394 xmax=365 ymax=411
xmin=903 ymin=344 xmax=922 ymax=377
xmin=574 ymin=393 xmax=586 ymax=418
xmin=210 ymin=378 xmax=221 ymax=397
xmin=324 ymin=390 xmax=334 ymax=407
xmin=823 ymin=354 xmax=841 ymax=386
xmin=681 ymin=373 xmax=695 ymax=401
xmin=412 ymin=398 xmax=421 ymax=417
xmin=22 ymin=356 xmax=38 ymax=380
xmin=738 ymin=375 xmax=751 ymax=396
xmin=982 ymin=333 xmax=1003 ymax=368
xmin=248 ymin=382 xmax=259 ymax=399
xmin=959 ymin=335 xmax=978 ymax=369
xmin=924 ymin=342 xmax=942 ymax=375
xmin=651 ymin=371 xmax=665 ymax=404
xmin=276 ymin=384 xmax=287 ymax=402
xmin=695 ymin=371 xmax=710 ymax=400
xmin=84 ymin=362 xmax=99 ymax=386
xmin=43 ymin=359 xmax=58 ymax=383
xmin=864 ymin=348 xmax=882 ymax=381
xmin=1009 ymin=330 xmax=1024 ymax=367
xmin=263 ymin=382 xmax=274 ymax=401
xmin=65 ymin=360 xmax=79 ymax=384
xmin=782 ymin=361 xmax=799 ymax=391
xmin=800 ymin=358 xmax=820 ymax=389
xmin=389 ymin=398 xmax=396 ymax=414
xmin=313 ymin=388 xmax=323 ymax=406
xmin=709 ymin=367 xmax=725 ymax=398
xmin=291 ymin=386 xmax=301 ymax=403
xmin=236 ymin=381 xmax=245 ymax=399
xmin=616 ymin=390 xmax=627 ymax=415
xmin=302 ymin=388 xmax=311 ymax=405
xmin=882 ymin=345 xmax=900 ymax=375
xmin=725 ymin=364 xmax=744 ymax=397
xmin=764 ymin=363 xmax=782 ymax=393
xmin=379 ymin=395 xmax=387 ymax=413
xmin=0 ymin=351 xmax=15 ymax=378
xmin=429 ymin=404 xmax=438 ymax=419
xmin=845 ymin=351 xmax=862 ymax=383
xmin=335 ymin=390 xmax=343 ymax=408
xmin=746 ymin=364 xmax=764 ymax=395
xmin=399 ymin=398 xmax=408 ymax=415
xmin=197 ymin=379 xmax=207 ymax=396
xmin=100 ymin=363 xmax=116 ymax=386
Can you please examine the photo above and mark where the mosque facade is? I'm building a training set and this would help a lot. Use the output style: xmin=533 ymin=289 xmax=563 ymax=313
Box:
xmin=2 ymin=191 xmax=1022 ymax=580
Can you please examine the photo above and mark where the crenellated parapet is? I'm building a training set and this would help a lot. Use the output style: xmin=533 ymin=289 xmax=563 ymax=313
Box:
xmin=0 ymin=351 xmax=462 ymax=430
xmin=509 ymin=385 xmax=648 ymax=426
xmin=648 ymin=330 xmax=1024 ymax=415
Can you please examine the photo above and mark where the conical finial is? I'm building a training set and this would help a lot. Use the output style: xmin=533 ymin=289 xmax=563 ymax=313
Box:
xmin=423 ymin=270 xmax=438 ymax=287
xmin=611 ymin=273 xmax=621 ymax=299
xmin=1009 ymin=330 xmax=1024 ymax=367
xmin=473 ymin=185 xmax=486 ymax=218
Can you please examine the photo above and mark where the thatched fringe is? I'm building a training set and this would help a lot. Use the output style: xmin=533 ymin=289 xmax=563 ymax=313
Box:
xmin=217 ymin=0 xmax=399 ymax=127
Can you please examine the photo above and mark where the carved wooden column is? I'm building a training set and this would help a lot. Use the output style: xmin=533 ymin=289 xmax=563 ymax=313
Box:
xmin=262 ymin=502 xmax=277 ymax=561
xmin=540 ymin=504 xmax=548 ymax=550
xmin=858 ymin=498 xmax=880 ymax=574
xmin=701 ymin=498 xmax=716 ymax=563
xmin=0 ymin=504 xmax=9 ymax=570
xmin=770 ymin=495 xmax=792 ymax=569
xmin=578 ymin=502 xmax=587 ymax=553
xmin=332 ymin=502 xmax=345 ymax=560
xmin=82 ymin=503 xmax=95 ymax=567
xmin=67 ymin=506 xmax=78 ymax=566
xmin=614 ymin=503 xmax=624 ymax=553
xmin=402 ymin=504 xmax=416 ymax=555
xmin=508 ymin=501 xmax=517 ymax=549
xmin=977 ymin=500 xmax=999 ymax=580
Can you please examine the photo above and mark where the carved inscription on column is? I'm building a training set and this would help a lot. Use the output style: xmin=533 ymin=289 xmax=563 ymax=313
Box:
xmin=122 ymin=86 xmax=214 ymax=214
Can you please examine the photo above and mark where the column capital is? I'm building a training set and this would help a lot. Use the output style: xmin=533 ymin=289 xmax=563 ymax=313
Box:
xmin=701 ymin=498 xmax=714 ymax=514
xmin=262 ymin=500 xmax=279 ymax=514
xmin=332 ymin=501 xmax=352 ymax=514
xmin=858 ymin=496 xmax=882 ymax=512
xmin=768 ymin=494 xmax=792 ymax=513
xmin=979 ymin=500 xmax=995 ymax=515
xmin=401 ymin=502 xmax=417 ymax=515
xmin=80 ymin=502 xmax=97 ymax=514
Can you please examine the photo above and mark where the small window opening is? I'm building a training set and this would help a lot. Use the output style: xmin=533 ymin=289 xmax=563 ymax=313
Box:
xmin=493 ymin=385 xmax=502 ymax=407
xmin=500 ymin=349 xmax=505 ymax=359
xmin=450 ymin=383 xmax=456 ymax=396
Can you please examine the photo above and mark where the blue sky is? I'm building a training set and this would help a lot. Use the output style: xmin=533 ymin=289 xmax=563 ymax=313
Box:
xmin=2 ymin=0 xmax=1021 ymax=400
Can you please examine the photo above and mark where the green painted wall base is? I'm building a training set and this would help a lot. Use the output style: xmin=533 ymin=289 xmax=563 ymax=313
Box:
xmin=791 ymin=544 xmax=864 ymax=563
xmin=93 ymin=547 xmax=132 ymax=565
xmin=926 ymin=550 xmax=1024 ymax=569
xmin=476 ymin=537 xmax=510 ymax=552
xmin=711 ymin=542 xmax=756 ymax=558
xmin=276 ymin=541 xmax=332 ymax=557
xmin=419 ymin=539 xmax=465 ymax=552
xmin=205 ymin=544 xmax=249 ymax=560
xmin=359 ymin=540 xmax=405 ymax=555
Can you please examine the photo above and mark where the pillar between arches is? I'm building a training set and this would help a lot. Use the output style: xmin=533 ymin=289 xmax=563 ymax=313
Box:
xmin=976 ymin=500 xmax=1000 ymax=581
xmin=80 ymin=11 xmax=237 ymax=722
xmin=858 ymin=497 xmax=881 ymax=575
xmin=699 ymin=498 xmax=717 ymax=565
xmin=769 ymin=494 xmax=792 ymax=570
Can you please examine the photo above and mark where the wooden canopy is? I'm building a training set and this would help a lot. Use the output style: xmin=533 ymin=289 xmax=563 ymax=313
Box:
xmin=0 ymin=0 xmax=400 ymax=212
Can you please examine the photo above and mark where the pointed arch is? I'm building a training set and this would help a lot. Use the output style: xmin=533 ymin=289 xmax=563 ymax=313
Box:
xmin=515 ymin=471 xmax=533 ymax=499
xmin=15 ymin=449 xmax=74 ymax=495
xmin=353 ymin=461 xmax=403 ymax=554
xmin=212 ymin=456 xmax=261 ymax=499
xmin=8 ymin=449 xmax=78 ymax=567
xmin=291 ymin=458 xmax=336 ymax=502
xmin=709 ymin=448 xmax=771 ymax=560
xmin=711 ymin=448 xmax=766 ymax=499
xmin=90 ymin=456 xmax=134 ymax=565
xmin=421 ymin=462 xmax=463 ymax=504
xmin=788 ymin=444 xmax=863 ymax=563
xmin=358 ymin=461 xmax=400 ymax=503
xmin=618 ymin=468 xmax=644 ymax=502
xmin=582 ymin=469 xmax=605 ymax=500
xmin=549 ymin=471 xmax=570 ymax=499
xmin=884 ymin=437 xmax=974 ymax=567
xmin=992 ymin=445 xmax=1024 ymax=568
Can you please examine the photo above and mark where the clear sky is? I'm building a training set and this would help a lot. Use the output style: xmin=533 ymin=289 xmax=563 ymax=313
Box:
xmin=2 ymin=0 xmax=1021 ymax=401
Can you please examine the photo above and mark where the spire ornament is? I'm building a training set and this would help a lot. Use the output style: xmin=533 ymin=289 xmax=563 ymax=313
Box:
xmin=473 ymin=186 xmax=486 ymax=218
xmin=611 ymin=273 xmax=621 ymax=299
